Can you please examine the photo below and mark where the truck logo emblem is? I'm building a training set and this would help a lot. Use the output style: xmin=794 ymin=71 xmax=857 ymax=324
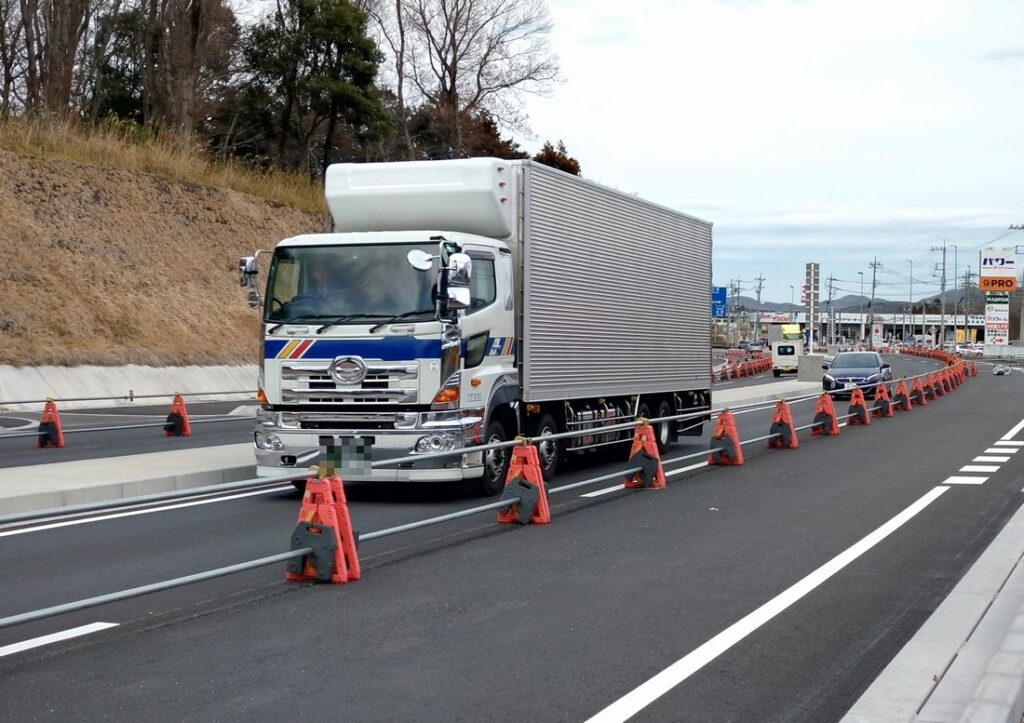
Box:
xmin=329 ymin=356 xmax=367 ymax=384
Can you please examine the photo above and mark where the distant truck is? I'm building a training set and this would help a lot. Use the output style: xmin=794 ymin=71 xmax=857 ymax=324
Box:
xmin=239 ymin=158 xmax=713 ymax=494
xmin=771 ymin=323 xmax=803 ymax=377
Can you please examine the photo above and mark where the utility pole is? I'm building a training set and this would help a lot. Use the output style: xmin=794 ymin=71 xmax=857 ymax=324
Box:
xmin=909 ymin=259 xmax=917 ymax=344
xmin=826 ymin=275 xmax=835 ymax=345
xmin=868 ymin=257 xmax=881 ymax=350
xmin=858 ymin=271 xmax=865 ymax=343
xmin=753 ymin=274 xmax=765 ymax=342
xmin=932 ymin=243 xmax=947 ymax=347
xmin=951 ymin=244 xmax=959 ymax=346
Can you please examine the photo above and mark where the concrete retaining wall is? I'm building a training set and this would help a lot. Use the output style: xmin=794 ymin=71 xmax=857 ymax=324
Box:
xmin=0 ymin=364 xmax=259 ymax=411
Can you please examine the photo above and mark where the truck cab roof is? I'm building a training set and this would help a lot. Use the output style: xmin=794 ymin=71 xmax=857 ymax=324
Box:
xmin=277 ymin=231 xmax=508 ymax=251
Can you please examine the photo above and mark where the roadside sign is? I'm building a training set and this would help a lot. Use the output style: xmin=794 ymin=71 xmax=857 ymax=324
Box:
xmin=980 ymin=247 xmax=1018 ymax=292
xmin=711 ymin=286 xmax=728 ymax=318
xmin=980 ymin=277 xmax=1018 ymax=291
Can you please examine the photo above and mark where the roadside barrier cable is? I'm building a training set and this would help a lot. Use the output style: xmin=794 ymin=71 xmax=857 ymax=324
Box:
xmin=358 ymin=498 xmax=522 ymax=542
xmin=0 ymin=548 xmax=311 ymax=630
xmin=0 ymin=415 xmax=253 ymax=440
xmin=0 ymin=390 xmax=257 ymax=406
xmin=0 ymin=472 xmax=304 ymax=526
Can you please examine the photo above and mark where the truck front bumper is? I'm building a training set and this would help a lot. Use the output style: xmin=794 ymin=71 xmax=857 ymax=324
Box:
xmin=253 ymin=425 xmax=485 ymax=483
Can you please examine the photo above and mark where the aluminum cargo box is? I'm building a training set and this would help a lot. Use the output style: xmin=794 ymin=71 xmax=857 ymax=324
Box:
xmin=519 ymin=162 xmax=712 ymax=402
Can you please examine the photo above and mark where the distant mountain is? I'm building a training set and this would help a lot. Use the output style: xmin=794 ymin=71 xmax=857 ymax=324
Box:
xmin=728 ymin=288 xmax=987 ymax=314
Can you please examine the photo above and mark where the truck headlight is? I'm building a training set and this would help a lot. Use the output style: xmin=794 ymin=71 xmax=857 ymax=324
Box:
xmin=255 ymin=431 xmax=285 ymax=451
xmin=414 ymin=433 xmax=456 ymax=453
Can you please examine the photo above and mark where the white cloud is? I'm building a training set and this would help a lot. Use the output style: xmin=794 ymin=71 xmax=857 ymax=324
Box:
xmin=518 ymin=0 xmax=1024 ymax=301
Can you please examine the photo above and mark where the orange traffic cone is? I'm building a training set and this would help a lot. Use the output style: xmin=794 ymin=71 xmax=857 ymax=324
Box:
xmin=933 ymin=372 xmax=946 ymax=397
xmin=893 ymin=379 xmax=913 ymax=411
xmin=872 ymin=383 xmax=894 ymax=418
xmin=37 ymin=399 xmax=65 ymax=448
xmin=286 ymin=471 xmax=360 ymax=584
xmin=767 ymin=399 xmax=798 ymax=449
xmin=812 ymin=394 xmax=840 ymax=436
xmin=624 ymin=420 xmax=666 ymax=489
xmin=909 ymin=376 xmax=925 ymax=405
xmin=847 ymin=388 xmax=871 ymax=426
xmin=164 ymin=394 xmax=192 ymax=437
xmin=708 ymin=410 xmax=743 ymax=465
xmin=498 ymin=441 xmax=551 ymax=525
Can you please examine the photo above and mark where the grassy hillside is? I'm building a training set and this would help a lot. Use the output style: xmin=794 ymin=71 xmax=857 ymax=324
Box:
xmin=0 ymin=121 xmax=325 ymax=366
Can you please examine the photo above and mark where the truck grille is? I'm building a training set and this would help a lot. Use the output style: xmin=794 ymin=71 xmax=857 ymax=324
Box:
xmin=281 ymin=362 xmax=418 ymax=404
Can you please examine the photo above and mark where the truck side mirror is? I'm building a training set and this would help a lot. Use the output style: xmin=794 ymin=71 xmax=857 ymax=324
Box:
xmin=246 ymin=290 xmax=262 ymax=309
xmin=446 ymin=286 xmax=471 ymax=310
xmin=448 ymin=253 xmax=472 ymax=286
xmin=239 ymin=256 xmax=258 ymax=288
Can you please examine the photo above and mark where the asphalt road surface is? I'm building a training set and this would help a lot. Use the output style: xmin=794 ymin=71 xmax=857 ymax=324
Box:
xmin=2 ymin=355 xmax=1014 ymax=722
xmin=0 ymin=400 xmax=258 ymax=467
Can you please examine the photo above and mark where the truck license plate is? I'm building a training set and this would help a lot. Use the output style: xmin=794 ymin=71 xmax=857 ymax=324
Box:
xmin=319 ymin=435 xmax=373 ymax=474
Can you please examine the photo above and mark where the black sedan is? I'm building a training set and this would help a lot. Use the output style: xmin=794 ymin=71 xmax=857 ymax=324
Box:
xmin=822 ymin=352 xmax=893 ymax=398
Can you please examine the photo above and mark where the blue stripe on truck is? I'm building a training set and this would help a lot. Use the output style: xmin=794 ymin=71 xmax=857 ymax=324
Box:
xmin=264 ymin=337 xmax=442 ymax=361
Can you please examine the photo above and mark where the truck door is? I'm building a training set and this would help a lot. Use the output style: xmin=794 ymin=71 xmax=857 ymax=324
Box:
xmin=459 ymin=247 xmax=515 ymax=370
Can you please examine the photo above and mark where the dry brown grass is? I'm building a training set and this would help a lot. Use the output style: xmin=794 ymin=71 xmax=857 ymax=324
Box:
xmin=0 ymin=118 xmax=325 ymax=215
xmin=0 ymin=136 xmax=325 ymax=366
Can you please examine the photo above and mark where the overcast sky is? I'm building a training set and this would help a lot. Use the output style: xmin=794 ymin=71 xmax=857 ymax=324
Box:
xmin=517 ymin=0 xmax=1023 ymax=304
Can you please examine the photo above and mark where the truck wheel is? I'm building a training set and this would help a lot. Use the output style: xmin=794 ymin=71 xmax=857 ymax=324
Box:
xmin=533 ymin=413 xmax=561 ymax=482
xmin=655 ymin=399 xmax=675 ymax=453
xmin=479 ymin=419 xmax=510 ymax=496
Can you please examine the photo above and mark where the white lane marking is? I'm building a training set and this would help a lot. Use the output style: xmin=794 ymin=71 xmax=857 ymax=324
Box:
xmin=581 ymin=462 xmax=710 ymax=498
xmin=985 ymin=447 xmax=1019 ymax=454
xmin=581 ymin=484 xmax=624 ymax=498
xmin=961 ymin=465 xmax=1001 ymax=473
xmin=0 ymin=486 xmax=293 ymax=538
xmin=584 ymin=486 xmax=949 ymax=723
xmin=665 ymin=462 xmax=709 ymax=479
xmin=1001 ymin=418 xmax=1024 ymax=441
xmin=0 ymin=622 xmax=119 ymax=658
xmin=994 ymin=441 xmax=1024 ymax=447
xmin=974 ymin=456 xmax=1010 ymax=463
xmin=944 ymin=476 xmax=989 ymax=485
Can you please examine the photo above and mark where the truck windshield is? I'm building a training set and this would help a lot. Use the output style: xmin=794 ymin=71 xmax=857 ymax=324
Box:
xmin=264 ymin=243 xmax=436 ymax=324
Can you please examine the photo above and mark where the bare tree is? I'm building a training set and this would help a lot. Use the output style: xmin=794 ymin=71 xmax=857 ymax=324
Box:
xmin=41 ymin=0 xmax=91 ymax=117
xmin=366 ymin=0 xmax=416 ymax=159
xmin=0 ymin=0 xmax=24 ymax=114
xmin=401 ymin=0 xmax=559 ymax=153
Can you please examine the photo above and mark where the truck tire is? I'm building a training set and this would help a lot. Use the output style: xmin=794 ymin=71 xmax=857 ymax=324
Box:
xmin=533 ymin=413 xmax=561 ymax=482
xmin=655 ymin=399 xmax=675 ymax=453
xmin=479 ymin=418 xmax=510 ymax=496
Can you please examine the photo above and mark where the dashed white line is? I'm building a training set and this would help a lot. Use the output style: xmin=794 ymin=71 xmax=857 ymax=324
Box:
xmin=0 ymin=622 xmax=118 ymax=658
xmin=994 ymin=441 xmax=1024 ymax=447
xmin=579 ymin=462 xmax=710 ymax=498
xmin=974 ymin=456 xmax=1010 ymax=463
xmin=0 ymin=486 xmax=293 ymax=538
xmin=944 ymin=476 xmax=989 ymax=485
xmin=985 ymin=447 xmax=1019 ymax=454
xmin=1001 ymin=418 xmax=1024 ymax=441
xmin=584 ymin=486 xmax=949 ymax=723
xmin=961 ymin=465 xmax=1001 ymax=473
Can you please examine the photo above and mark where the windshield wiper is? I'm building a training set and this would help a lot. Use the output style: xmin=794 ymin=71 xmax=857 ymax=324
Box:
xmin=315 ymin=314 xmax=388 ymax=334
xmin=267 ymin=315 xmax=324 ymax=334
xmin=368 ymin=309 xmax=437 ymax=333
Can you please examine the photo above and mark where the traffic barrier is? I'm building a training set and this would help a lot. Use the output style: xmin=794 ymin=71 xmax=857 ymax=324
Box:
xmin=847 ymin=388 xmax=871 ymax=426
xmin=286 ymin=472 xmax=360 ymax=584
xmin=767 ymin=400 xmax=798 ymax=449
xmin=933 ymin=372 xmax=946 ymax=397
xmin=498 ymin=441 xmax=551 ymax=525
xmin=623 ymin=420 xmax=666 ymax=489
xmin=970 ymin=361 xmax=978 ymax=377
xmin=708 ymin=410 xmax=743 ymax=465
xmin=893 ymin=379 xmax=913 ymax=411
xmin=941 ymin=369 xmax=953 ymax=394
xmin=811 ymin=394 xmax=840 ymax=436
xmin=911 ymin=376 xmax=928 ymax=405
xmin=163 ymin=394 xmax=192 ymax=437
xmin=872 ymin=383 xmax=894 ymax=418
xmin=36 ymin=399 xmax=64 ymax=448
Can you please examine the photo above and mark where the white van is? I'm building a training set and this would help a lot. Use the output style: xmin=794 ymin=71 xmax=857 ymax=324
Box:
xmin=772 ymin=341 xmax=800 ymax=377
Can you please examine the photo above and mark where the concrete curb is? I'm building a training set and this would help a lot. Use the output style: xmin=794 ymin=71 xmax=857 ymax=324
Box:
xmin=843 ymin=496 xmax=1024 ymax=723
xmin=0 ymin=464 xmax=259 ymax=514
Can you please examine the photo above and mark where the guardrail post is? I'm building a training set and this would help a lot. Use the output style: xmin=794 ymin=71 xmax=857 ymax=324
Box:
xmin=767 ymin=399 xmax=798 ymax=449
xmin=37 ymin=399 xmax=65 ymax=448
xmin=624 ymin=419 xmax=666 ymax=489
xmin=497 ymin=439 xmax=551 ymax=525
xmin=812 ymin=394 xmax=840 ymax=436
xmin=847 ymin=388 xmax=871 ymax=426
xmin=708 ymin=410 xmax=744 ymax=465
xmin=286 ymin=468 xmax=360 ymax=584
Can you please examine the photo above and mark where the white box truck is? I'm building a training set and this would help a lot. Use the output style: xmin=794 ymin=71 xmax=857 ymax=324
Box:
xmin=239 ymin=158 xmax=713 ymax=494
